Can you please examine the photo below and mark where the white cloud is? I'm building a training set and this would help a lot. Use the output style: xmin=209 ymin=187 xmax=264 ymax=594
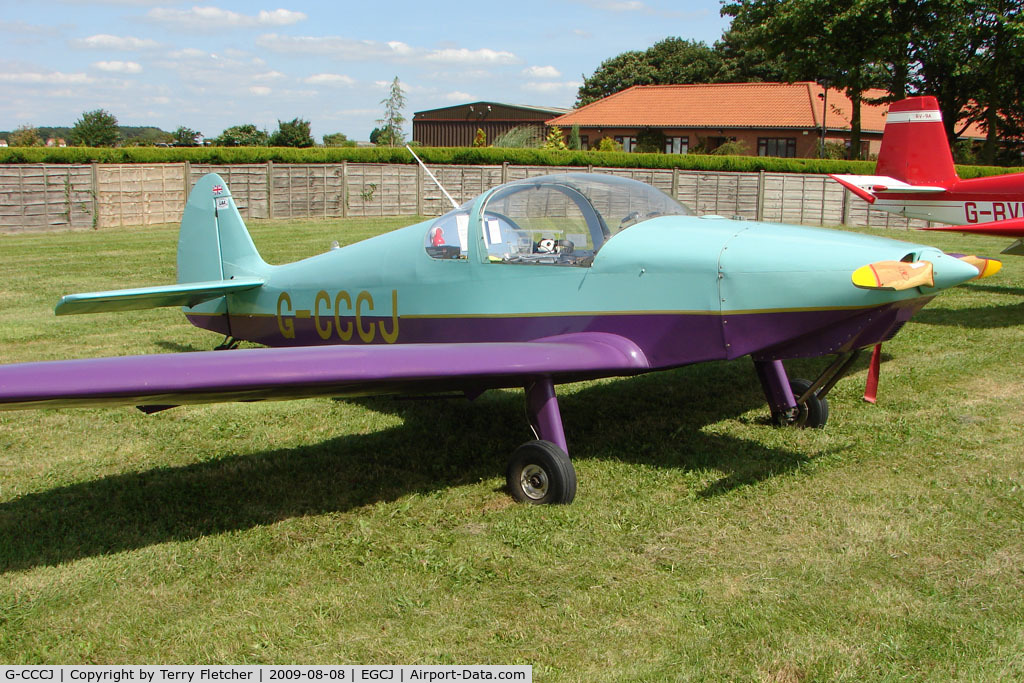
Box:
xmin=256 ymin=34 xmax=412 ymax=61
xmin=257 ymin=34 xmax=519 ymax=66
xmin=304 ymin=73 xmax=356 ymax=86
xmin=249 ymin=86 xmax=271 ymax=95
xmin=148 ymin=6 xmax=307 ymax=29
xmin=443 ymin=91 xmax=474 ymax=101
xmin=168 ymin=47 xmax=206 ymax=59
xmin=253 ymin=70 xmax=286 ymax=80
xmin=93 ymin=61 xmax=143 ymax=74
xmin=571 ymin=0 xmax=701 ymax=18
xmin=0 ymin=71 xmax=94 ymax=84
xmin=256 ymin=9 xmax=306 ymax=25
xmin=74 ymin=34 xmax=159 ymax=50
xmin=424 ymin=48 xmax=520 ymax=65
xmin=0 ymin=20 xmax=59 ymax=36
xmin=522 ymin=81 xmax=582 ymax=93
xmin=577 ymin=0 xmax=646 ymax=10
xmin=523 ymin=65 xmax=561 ymax=78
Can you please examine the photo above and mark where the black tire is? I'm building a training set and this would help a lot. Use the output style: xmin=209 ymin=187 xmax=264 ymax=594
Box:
xmin=790 ymin=378 xmax=829 ymax=429
xmin=506 ymin=440 xmax=577 ymax=505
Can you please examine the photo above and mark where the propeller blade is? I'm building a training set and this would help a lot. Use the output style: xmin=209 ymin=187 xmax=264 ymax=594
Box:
xmin=852 ymin=260 xmax=935 ymax=291
xmin=956 ymin=254 xmax=1002 ymax=280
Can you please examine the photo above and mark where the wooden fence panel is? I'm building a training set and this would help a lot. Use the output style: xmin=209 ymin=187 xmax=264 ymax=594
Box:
xmin=190 ymin=164 xmax=269 ymax=220
xmin=1 ymin=162 xmax=940 ymax=233
xmin=0 ymin=165 xmax=94 ymax=231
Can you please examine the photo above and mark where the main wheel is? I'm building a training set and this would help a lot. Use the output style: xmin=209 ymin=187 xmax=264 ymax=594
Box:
xmin=789 ymin=378 xmax=829 ymax=429
xmin=506 ymin=440 xmax=577 ymax=505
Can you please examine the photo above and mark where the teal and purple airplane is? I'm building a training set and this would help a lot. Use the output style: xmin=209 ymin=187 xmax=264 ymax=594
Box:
xmin=0 ymin=172 xmax=1000 ymax=504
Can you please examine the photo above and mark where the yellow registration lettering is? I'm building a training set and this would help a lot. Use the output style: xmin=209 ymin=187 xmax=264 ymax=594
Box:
xmin=276 ymin=291 xmax=295 ymax=339
xmin=314 ymin=290 xmax=333 ymax=340
xmin=334 ymin=290 xmax=353 ymax=341
xmin=379 ymin=289 xmax=399 ymax=344
xmin=355 ymin=290 xmax=376 ymax=342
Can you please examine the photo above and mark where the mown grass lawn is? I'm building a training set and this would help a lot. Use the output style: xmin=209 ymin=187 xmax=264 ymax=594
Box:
xmin=1 ymin=217 xmax=1022 ymax=680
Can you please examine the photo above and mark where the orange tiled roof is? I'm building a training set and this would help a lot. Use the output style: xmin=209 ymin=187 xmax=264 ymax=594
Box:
xmin=548 ymin=82 xmax=984 ymax=136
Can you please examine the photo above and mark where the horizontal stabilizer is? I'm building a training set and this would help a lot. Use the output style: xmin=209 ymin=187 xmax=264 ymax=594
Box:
xmin=55 ymin=277 xmax=264 ymax=315
xmin=1001 ymin=239 xmax=1024 ymax=256
xmin=0 ymin=333 xmax=649 ymax=410
xmin=831 ymin=174 xmax=947 ymax=203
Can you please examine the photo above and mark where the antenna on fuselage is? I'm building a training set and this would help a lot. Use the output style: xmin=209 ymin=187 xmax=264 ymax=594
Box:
xmin=406 ymin=144 xmax=459 ymax=210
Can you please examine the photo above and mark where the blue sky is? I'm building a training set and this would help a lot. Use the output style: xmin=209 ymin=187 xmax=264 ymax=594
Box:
xmin=0 ymin=0 xmax=731 ymax=142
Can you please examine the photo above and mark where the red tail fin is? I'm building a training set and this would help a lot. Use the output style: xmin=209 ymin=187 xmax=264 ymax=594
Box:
xmin=876 ymin=96 xmax=959 ymax=187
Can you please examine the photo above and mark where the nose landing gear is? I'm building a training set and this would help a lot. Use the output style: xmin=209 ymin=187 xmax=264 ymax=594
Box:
xmin=755 ymin=350 xmax=861 ymax=429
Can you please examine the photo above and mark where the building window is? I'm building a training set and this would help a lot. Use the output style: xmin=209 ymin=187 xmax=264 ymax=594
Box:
xmin=580 ymin=135 xmax=589 ymax=151
xmin=614 ymin=136 xmax=637 ymax=153
xmin=758 ymin=137 xmax=797 ymax=158
xmin=665 ymin=136 xmax=689 ymax=154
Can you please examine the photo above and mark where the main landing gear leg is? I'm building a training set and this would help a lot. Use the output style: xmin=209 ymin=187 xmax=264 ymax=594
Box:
xmin=754 ymin=355 xmax=849 ymax=430
xmin=505 ymin=376 xmax=577 ymax=505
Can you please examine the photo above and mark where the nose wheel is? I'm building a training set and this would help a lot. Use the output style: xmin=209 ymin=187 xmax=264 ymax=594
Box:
xmin=506 ymin=440 xmax=577 ymax=505
xmin=787 ymin=378 xmax=830 ymax=429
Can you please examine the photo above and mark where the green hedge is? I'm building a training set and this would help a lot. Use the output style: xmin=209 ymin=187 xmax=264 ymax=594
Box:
xmin=1 ymin=145 xmax=1019 ymax=178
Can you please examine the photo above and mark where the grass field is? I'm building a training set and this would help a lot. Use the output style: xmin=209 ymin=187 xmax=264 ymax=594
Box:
xmin=1 ymin=216 xmax=1022 ymax=679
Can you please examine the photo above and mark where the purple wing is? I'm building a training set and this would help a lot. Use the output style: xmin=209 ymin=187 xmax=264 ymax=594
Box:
xmin=0 ymin=333 xmax=649 ymax=410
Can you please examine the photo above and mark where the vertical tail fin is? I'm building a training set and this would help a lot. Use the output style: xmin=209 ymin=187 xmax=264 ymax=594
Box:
xmin=178 ymin=174 xmax=268 ymax=284
xmin=875 ymin=96 xmax=959 ymax=187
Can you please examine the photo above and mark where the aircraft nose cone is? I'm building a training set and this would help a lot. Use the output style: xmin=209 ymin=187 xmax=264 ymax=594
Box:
xmin=925 ymin=249 xmax=990 ymax=290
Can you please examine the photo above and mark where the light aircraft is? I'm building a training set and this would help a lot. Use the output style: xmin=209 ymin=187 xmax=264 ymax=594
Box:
xmin=0 ymin=171 xmax=1001 ymax=504
xmin=831 ymin=95 xmax=1024 ymax=256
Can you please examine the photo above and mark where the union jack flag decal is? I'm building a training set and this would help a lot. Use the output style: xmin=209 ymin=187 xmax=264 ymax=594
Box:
xmin=212 ymin=185 xmax=224 ymax=195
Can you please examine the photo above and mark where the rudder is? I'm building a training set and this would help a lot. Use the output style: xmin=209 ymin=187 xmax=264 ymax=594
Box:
xmin=178 ymin=174 xmax=268 ymax=284
xmin=876 ymin=96 xmax=959 ymax=187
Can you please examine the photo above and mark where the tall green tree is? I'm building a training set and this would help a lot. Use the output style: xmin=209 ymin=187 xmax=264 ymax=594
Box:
xmin=722 ymin=0 xmax=893 ymax=159
xmin=9 ymin=125 xmax=43 ymax=147
xmin=214 ymin=124 xmax=269 ymax=147
xmin=575 ymin=35 xmax=789 ymax=107
xmin=270 ymin=118 xmax=314 ymax=147
xmin=323 ymin=132 xmax=355 ymax=147
xmin=376 ymin=77 xmax=407 ymax=147
xmin=71 ymin=109 xmax=120 ymax=147
xmin=173 ymin=126 xmax=202 ymax=147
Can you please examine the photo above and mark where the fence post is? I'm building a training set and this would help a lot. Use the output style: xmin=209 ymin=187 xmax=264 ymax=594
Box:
xmin=91 ymin=162 xmax=100 ymax=229
xmin=756 ymin=170 xmax=765 ymax=222
xmin=266 ymin=160 xmax=274 ymax=219
xmin=416 ymin=162 xmax=424 ymax=216
xmin=501 ymin=161 xmax=508 ymax=185
xmin=341 ymin=161 xmax=348 ymax=218
xmin=671 ymin=168 xmax=679 ymax=199
xmin=841 ymin=187 xmax=851 ymax=226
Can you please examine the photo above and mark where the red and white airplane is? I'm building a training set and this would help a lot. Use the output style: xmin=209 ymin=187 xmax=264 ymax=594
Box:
xmin=831 ymin=95 xmax=1024 ymax=256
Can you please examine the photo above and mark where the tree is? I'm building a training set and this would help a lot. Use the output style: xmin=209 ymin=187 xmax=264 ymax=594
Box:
xmin=71 ymin=109 xmax=119 ymax=147
xmin=575 ymin=36 xmax=774 ymax=106
xmin=213 ymin=124 xmax=269 ymax=147
xmin=568 ymin=124 xmax=582 ymax=150
xmin=9 ymin=125 xmax=42 ymax=147
xmin=472 ymin=128 xmax=487 ymax=147
xmin=323 ymin=132 xmax=355 ymax=147
xmin=576 ymin=50 xmax=657 ymax=106
xmin=543 ymin=126 xmax=568 ymax=150
xmin=270 ymin=118 xmax=314 ymax=147
xmin=634 ymin=129 xmax=665 ymax=153
xmin=722 ymin=0 xmax=892 ymax=159
xmin=173 ymin=126 xmax=202 ymax=147
xmin=376 ymin=76 xmax=407 ymax=147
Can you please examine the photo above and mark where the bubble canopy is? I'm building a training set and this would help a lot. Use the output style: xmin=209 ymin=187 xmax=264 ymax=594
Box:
xmin=424 ymin=173 xmax=693 ymax=266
